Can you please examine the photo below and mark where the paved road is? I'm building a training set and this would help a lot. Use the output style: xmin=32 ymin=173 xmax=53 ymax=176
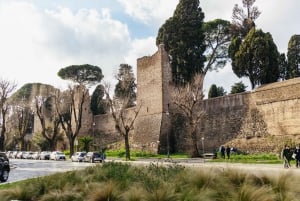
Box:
xmin=1 ymin=159 xmax=95 ymax=184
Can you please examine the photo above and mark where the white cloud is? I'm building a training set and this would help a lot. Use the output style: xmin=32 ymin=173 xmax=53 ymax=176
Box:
xmin=118 ymin=0 xmax=300 ymax=96
xmin=201 ymin=0 xmax=300 ymax=94
xmin=255 ymin=0 xmax=300 ymax=53
xmin=1 ymin=0 xmax=299 ymax=97
xmin=124 ymin=37 xmax=157 ymax=76
xmin=117 ymin=0 xmax=178 ymax=25
xmin=0 ymin=1 xmax=132 ymax=91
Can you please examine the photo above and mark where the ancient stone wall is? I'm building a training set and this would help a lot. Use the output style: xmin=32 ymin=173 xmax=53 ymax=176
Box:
xmin=93 ymin=113 xmax=123 ymax=149
xmin=195 ymin=78 xmax=300 ymax=154
xmin=30 ymin=84 xmax=93 ymax=137
xmin=26 ymin=47 xmax=300 ymax=155
xmin=194 ymin=92 xmax=251 ymax=152
xmin=132 ymin=44 xmax=172 ymax=153
xmin=130 ymin=44 xmax=300 ymax=154
xmin=101 ymin=45 xmax=300 ymax=155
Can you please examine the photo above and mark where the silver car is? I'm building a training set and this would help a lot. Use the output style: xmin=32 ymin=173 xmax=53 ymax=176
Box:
xmin=71 ymin=152 xmax=87 ymax=162
xmin=50 ymin=151 xmax=66 ymax=161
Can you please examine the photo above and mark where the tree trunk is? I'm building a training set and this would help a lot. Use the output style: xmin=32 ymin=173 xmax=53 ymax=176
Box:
xmin=191 ymin=129 xmax=200 ymax=157
xmin=0 ymin=123 xmax=6 ymax=151
xmin=49 ymin=140 xmax=56 ymax=151
xmin=250 ymin=78 xmax=255 ymax=89
xmin=69 ymin=135 xmax=75 ymax=157
xmin=124 ymin=132 xmax=130 ymax=161
xmin=70 ymin=138 xmax=75 ymax=156
xmin=20 ymin=137 xmax=25 ymax=151
xmin=0 ymin=134 xmax=4 ymax=151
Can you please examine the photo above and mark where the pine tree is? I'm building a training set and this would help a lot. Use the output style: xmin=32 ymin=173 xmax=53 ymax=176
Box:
xmin=156 ymin=0 xmax=206 ymax=85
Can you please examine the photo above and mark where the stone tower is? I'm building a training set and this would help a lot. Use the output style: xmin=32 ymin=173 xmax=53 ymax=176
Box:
xmin=133 ymin=44 xmax=172 ymax=153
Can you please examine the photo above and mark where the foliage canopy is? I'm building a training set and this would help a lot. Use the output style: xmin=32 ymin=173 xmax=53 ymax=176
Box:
xmin=232 ymin=28 xmax=280 ymax=89
xmin=156 ymin=0 xmax=206 ymax=84
xmin=90 ymin=84 xmax=107 ymax=115
xmin=203 ymin=19 xmax=232 ymax=74
xmin=57 ymin=64 xmax=104 ymax=86
xmin=287 ymin=35 xmax=300 ymax=79
xmin=230 ymin=81 xmax=247 ymax=94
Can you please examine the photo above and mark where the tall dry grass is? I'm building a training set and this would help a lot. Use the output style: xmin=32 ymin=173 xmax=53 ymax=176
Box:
xmin=1 ymin=162 xmax=300 ymax=201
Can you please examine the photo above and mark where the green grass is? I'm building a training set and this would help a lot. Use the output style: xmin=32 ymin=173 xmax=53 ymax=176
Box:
xmin=1 ymin=162 xmax=300 ymax=201
xmin=106 ymin=149 xmax=189 ymax=159
xmin=106 ymin=149 xmax=283 ymax=164
xmin=212 ymin=153 xmax=283 ymax=164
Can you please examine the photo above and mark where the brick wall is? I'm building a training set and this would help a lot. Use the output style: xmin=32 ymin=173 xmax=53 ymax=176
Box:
xmin=28 ymin=47 xmax=300 ymax=155
xmin=133 ymin=44 xmax=171 ymax=153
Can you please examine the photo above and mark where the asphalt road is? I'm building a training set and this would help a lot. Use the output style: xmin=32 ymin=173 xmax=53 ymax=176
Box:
xmin=1 ymin=159 xmax=95 ymax=184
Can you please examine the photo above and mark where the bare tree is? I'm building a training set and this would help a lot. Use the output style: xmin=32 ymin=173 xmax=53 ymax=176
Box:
xmin=54 ymin=85 xmax=89 ymax=156
xmin=57 ymin=64 xmax=103 ymax=156
xmin=231 ymin=0 xmax=261 ymax=37
xmin=12 ymin=99 xmax=34 ymax=151
xmin=104 ymin=82 xmax=141 ymax=161
xmin=0 ymin=78 xmax=17 ymax=151
xmin=171 ymin=74 xmax=205 ymax=157
xmin=34 ymin=94 xmax=62 ymax=151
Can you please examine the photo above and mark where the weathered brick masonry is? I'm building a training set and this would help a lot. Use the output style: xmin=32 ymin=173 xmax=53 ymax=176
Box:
xmin=129 ymin=45 xmax=300 ymax=154
xmin=30 ymin=46 xmax=300 ymax=154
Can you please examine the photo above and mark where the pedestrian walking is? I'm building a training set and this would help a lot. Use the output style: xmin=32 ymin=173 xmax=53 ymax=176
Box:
xmin=281 ymin=144 xmax=292 ymax=168
xmin=294 ymin=144 xmax=300 ymax=168
xmin=226 ymin=146 xmax=231 ymax=159
xmin=219 ymin=145 xmax=225 ymax=159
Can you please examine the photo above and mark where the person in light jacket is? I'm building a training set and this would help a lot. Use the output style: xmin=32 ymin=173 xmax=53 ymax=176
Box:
xmin=294 ymin=144 xmax=300 ymax=168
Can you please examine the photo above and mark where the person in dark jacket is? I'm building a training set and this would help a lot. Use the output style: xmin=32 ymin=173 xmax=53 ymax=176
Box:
xmin=219 ymin=145 xmax=225 ymax=159
xmin=282 ymin=144 xmax=291 ymax=168
xmin=226 ymin=146 xmax=231 ymax=159
xmin=294 ymin=144 xmax=300 ymax=168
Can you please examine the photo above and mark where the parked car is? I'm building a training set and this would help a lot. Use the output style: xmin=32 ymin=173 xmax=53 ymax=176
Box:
xmin=11 ymin=151 xmax=18 ymax=159
xmin=25 ymin=151 xmax=35 ymax=159
xmin=84 ymin=152 xmax=103 ymax=163
xmin=6 ymin=151 xmax=13 ymax=158
xmin=50 ymin=151 xmax=66 ymax=161
xmin=0 ymin=152 xmax=10 ymax=182
xmin=16 ymin=151 xmax=26 ymax=159
xmin=71 ymin=152 xmax=86 ymax=162
xmin=32 ymin=152 xmax=40 ymax=160
xmin=39 ymin=151 xmax=51 ymax=160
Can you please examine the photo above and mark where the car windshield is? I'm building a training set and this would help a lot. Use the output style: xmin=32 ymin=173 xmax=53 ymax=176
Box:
xmin=94 ymin=153 xmax=101 ymax=157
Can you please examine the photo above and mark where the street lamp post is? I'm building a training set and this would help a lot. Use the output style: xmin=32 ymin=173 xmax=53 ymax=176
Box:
xmin=201 ymin=137 xmax=205 ymax=161
xmin=13 ymin=134 xmax=16 ymax=151
xmin=92 ymin=122 xmax=96 ymax=148
xmin=165 ymin=111 xmax=170 ymax=158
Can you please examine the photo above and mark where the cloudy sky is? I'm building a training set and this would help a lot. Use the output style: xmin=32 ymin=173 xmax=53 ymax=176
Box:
xmin=1 ymin=0 xmax=299 ymax=97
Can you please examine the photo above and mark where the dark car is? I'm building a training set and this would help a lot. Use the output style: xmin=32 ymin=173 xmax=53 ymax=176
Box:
xmin=0 ymin=152 xmax=10 ymax=182
xmin=84 ymin=152 xmax=103 ymax=163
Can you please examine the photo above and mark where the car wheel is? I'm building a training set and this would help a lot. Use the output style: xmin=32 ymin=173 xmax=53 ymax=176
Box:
xmin=0 ymin=170 xmax=9 ymax=182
